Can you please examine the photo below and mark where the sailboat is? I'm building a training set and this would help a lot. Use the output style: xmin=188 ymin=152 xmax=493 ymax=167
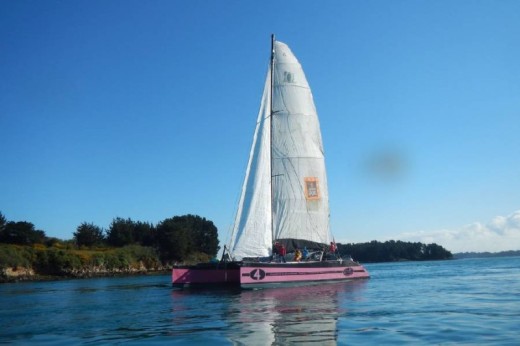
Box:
xmin=172 ymin=36 xmax=369 ymax=289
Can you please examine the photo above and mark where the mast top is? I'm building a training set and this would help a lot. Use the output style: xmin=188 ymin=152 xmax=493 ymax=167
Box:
xmin=271 ymin=34 xmax=275 ymax=59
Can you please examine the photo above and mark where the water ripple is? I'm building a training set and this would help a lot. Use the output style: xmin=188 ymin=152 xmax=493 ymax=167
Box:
xmin=1 ymin=257 xmax=520 ymax=345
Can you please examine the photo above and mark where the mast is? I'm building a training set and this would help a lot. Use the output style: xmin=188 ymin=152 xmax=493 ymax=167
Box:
xmin=270 ymin=34 xmax=275 ymax=253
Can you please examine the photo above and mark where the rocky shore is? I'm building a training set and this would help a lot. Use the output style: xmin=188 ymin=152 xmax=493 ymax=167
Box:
xmin=0 ymin=263 xmax=171 ymax=283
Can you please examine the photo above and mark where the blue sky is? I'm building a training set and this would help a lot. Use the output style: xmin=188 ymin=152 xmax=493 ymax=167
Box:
xmin=1 ymin=1 xmax=519 ymax=252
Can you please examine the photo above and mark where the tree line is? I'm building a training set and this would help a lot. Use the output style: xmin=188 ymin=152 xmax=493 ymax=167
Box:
xmin=337 ymin=240 xmax=453 ymax=262
xmin=1 ymin=210 xmax=453 ymax=270
xmin=453 ymin=250 xmax=520 ymax=259
xmin=0 ymin=211 xmax=220 ymax=263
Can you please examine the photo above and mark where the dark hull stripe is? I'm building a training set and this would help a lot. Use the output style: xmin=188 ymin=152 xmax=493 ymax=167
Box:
xmin=241 ymin=270 xmax=346 ymax=277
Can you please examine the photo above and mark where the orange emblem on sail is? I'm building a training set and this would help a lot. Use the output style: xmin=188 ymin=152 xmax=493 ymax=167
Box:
xmin=304 ymin=177 xmax=320 ymax=200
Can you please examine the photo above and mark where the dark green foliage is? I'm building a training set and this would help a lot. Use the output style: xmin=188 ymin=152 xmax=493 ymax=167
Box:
xmin=156 ymin=217 xmax=191 ymax=262
xmin=133 ymin=221 xmax=156 ymax=247
xmin=74 ymin=222 xmax=105 ymax=247
xmin=338 ymin=240 xmax=452 ymax=263
xmin=180 ymin=214 xmax=220 ymax=256
xmin=0 ymin=244 xmax=33 ymax=269
xmin=0 ymin=221 xmax=46 ymax=245
xmin=30 ymin=248 xmax=83 ymax=275
xmin=423 ymin=243 xmax=450 ymax=259
xmin=106 ymin=217 xmax=136 ymax=247
xmin=106 ymin=218 xmax=156 ymax=247
xmin=33 ymin=249 xmax=50 ymax=272
xmin=45 ymin=249 xmax=82 ymax=274
xmin=103 ymin=251 xmax=130 ymax=270
xmin=0 ymin=212 xmax=6 ymax=232
xmin=0 ymin=212 xmax=221 ymax=271
xmin=0 ymin=243 xmax=162 ymax=278
xmin=44 ymin=237 xmax=65 ymax=248
xmin=129 ymin=245 xmax=160 ymax=267
xmin=155 ymin=214 xmax=220 ymax=262
xmin=112 ymin=245 xmax=161 ymax=268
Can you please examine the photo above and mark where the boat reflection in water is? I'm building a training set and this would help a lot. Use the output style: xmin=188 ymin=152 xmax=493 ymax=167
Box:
xmin=227 ymin=280 xmax=367 ymax=345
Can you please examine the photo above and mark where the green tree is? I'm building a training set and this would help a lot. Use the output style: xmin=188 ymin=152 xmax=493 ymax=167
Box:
xmin=423 ymin=243 xmax=452 ymax=260
xmin=74 ymin=222 xmax=105 ymax=247
xmin=133 ymin=221 xmax=156 ymax=247
xmin=155 ymin=214 xmax=220 ymax=262
xmin=0 ymin=212 xmax=6 ymax=232
xmin=182 ymin=214 xmax=220 ymax=257
xmin=338 ymin=240 xmax=452 ymax=262
xmin=106 ymin=217 xmax=136 ymax=247
xmin=0 ymin=221 xmax=46 ymax=245
xmin=155 ymin=217 xmax=191 ymax=262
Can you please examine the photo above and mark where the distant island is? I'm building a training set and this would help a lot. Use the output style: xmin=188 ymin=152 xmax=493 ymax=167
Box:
xmin=453 ymin=250 xmax=520 ymax=259
xmin=337 ymin=240 xmax=453 ymax=263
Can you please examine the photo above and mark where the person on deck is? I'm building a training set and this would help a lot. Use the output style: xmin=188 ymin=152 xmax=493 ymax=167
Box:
xmin=279 ymin=244 xmax=287 ymax=263
xmin=273 ymin=242 xmax=280 ymax=255
xmin=330 ymin=241 xmax=337 ymax=254
xmin=302 ymin=247 xmax=309 ymax=260
xmin=294 ymin=248 xmax=302 ymax=262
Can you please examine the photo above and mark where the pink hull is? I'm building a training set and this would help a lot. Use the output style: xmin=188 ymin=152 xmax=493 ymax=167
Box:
xmin=172 ymin=261 xmax=369 ymax=289
xmin=172 ymin=265 xmax=240 ymax=287
xmin=240 ymin=263 xmax=369 ymax=288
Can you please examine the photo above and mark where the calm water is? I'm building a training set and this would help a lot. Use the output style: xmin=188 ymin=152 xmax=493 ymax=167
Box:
xmin=1 ymin=257 xmax=519 ymax=345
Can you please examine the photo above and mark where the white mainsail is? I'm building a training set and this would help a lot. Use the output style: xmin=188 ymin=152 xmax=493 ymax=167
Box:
xmin=230 ymin=40 xmax=331 ymax=260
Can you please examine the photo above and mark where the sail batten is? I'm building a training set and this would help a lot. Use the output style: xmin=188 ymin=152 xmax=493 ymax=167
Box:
xmin=230 ymin=40 xmax=331 ymax=260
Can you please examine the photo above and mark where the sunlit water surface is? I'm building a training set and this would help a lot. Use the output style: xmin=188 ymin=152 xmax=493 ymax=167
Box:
xmin=1 ymin=257 xmax=519 ymax=345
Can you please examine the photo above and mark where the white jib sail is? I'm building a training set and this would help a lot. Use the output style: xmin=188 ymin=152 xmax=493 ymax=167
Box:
xmin=230 ymin=40 xmax=331 ymax=260
xmin=229 ymin=71 xmax=273 ymax=260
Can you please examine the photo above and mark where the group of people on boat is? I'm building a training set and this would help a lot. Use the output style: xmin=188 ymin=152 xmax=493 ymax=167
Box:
xmin=272 ymin=241 xmax=338 ymax=263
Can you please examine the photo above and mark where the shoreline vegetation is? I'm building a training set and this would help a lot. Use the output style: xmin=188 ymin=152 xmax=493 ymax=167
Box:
xmin=1 ymin=211 xmax=455 ymax=283
xmin=0 ymin=212 xmax=219 ymax=283
xmin=0 ymin=243 xmax=171 ymax=283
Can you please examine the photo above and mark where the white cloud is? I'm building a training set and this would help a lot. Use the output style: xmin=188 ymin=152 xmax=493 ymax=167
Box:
xmin=392 ymin=210 xmax=520 ymax=253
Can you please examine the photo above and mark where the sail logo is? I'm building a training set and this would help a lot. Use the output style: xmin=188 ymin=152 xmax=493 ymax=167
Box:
xmin=249 ymin=269 xmax=266 ymax=280
xmin=284 ymin=71 xmax=294 ymax=83
xmin=304 ymin=177 xmax=320 ymax=200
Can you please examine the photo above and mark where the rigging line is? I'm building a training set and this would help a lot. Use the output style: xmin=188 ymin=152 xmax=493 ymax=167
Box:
xmin=266 ymin=110 xmax=282 ymax=118
xmin=269 ymin=34 xmax=275 ymax=253
xmin=278 ymin=84 xmax=310 ymax=91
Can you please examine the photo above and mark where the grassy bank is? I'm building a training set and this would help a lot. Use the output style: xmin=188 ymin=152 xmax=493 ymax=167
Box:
xmin=0 ymin=243 xmax=168 ymax=283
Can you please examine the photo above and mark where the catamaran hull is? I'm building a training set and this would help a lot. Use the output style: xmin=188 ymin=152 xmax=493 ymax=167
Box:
xmin=239 ymin=262 xmax=369 ymax=289
xmin=172 ymin=261 xmax=369 ymax=289
xmin=172 ymin=262 xmax=241 ymax=288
